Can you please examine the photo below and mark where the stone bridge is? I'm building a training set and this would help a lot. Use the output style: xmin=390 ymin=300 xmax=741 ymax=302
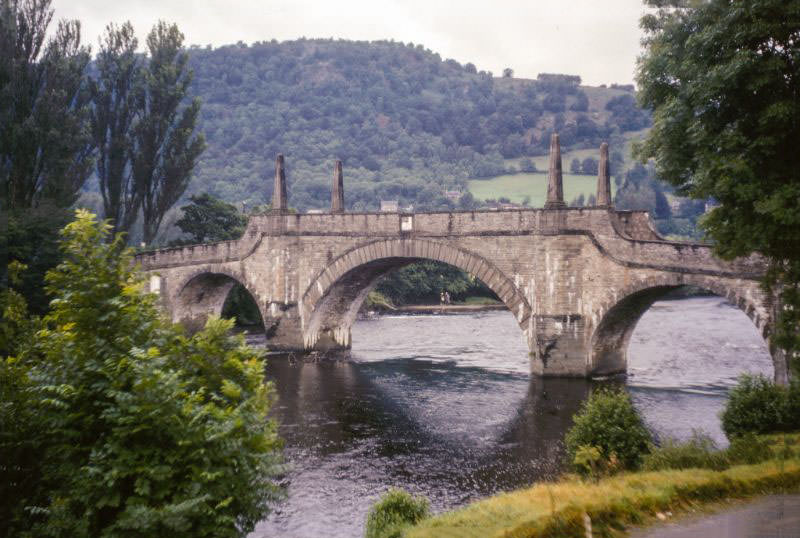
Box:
xmin=134 ymin=137 xmax=788 ymax=383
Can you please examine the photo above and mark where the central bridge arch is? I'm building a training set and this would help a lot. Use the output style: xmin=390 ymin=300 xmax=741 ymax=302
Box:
xmin=300 ymin=239 xmax=533 ymax=351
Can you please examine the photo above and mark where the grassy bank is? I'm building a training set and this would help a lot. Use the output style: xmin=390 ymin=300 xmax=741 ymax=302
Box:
xmin=467 ymin=172 xmax=616 ymax=206
xmin=403 ymin=434 xmax=800 ymax=538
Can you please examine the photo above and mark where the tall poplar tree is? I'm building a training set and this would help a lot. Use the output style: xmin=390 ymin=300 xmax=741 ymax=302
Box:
xmin=89 ymin=21 xmax=141 ymax=236
xmin=131 ymin=21 xmax=205 ymax=245
xmin=0 ymin=0 xmax=92 ymax=210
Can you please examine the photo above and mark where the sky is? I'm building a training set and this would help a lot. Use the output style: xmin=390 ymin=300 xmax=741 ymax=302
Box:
xmin=52 ymin=0 xmax=648 ymax=86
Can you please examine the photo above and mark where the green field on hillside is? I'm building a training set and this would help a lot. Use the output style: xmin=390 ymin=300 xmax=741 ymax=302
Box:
xmin=468 ymin=172 xmax=614 ymax=207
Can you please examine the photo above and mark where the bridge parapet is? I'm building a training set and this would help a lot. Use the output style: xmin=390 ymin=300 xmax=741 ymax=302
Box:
xmin=136 ymin=208 xmax=764 ymax=280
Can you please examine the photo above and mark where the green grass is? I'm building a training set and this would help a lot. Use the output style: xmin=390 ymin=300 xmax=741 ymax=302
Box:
xmin=468 ymin=172 xmax=614 ymax=207
xmin=502 ymin=127 xmax=650 ymax=176
xmin=402 ymin=433 xmax=800 ymax=538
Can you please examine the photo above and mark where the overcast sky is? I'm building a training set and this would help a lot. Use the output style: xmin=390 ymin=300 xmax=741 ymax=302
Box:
xmin=52 ymin=0 xmax=648 ymax=86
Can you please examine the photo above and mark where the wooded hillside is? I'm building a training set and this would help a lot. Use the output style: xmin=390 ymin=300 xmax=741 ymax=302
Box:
xmin=175 ymin=39 xmax=649 ymax=212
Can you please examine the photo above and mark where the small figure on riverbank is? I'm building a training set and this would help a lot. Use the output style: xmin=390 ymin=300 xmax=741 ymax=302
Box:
xmin=444 ymin=291 xmax=451 ymax=304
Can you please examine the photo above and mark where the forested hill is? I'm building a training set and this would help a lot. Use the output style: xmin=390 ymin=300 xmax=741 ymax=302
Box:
xmin=184 ymin=38 xmax=649 ymax=212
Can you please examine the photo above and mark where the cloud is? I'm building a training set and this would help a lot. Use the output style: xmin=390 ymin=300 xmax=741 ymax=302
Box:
xmin=52 ymin=0 xmax=645 ymax=85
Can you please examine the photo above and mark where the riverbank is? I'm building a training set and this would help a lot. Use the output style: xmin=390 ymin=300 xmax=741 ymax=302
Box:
xmin=390 ymin=303 xmax=507 ymax=314
xmin=402 ymin=434 xmax=800 ymax=538
xmin=361 ymin=294 xmax=508 ymax=315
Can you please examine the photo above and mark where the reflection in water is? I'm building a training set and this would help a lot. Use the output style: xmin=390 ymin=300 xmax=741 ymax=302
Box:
xmin=628 ymin=297 xmax=774 ymax=444
xmin=252 ymin=297 xmax=772 ymax=538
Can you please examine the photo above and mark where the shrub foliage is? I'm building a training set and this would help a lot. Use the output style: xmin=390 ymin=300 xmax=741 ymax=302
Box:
xmin=642 ymin=431 xmax=771 ymax=472
xmin=721 ymin=374 xmax=800 ymax=438
xmin=365 ymin=488 xmax=430 ymax=538
xmin=565 ymin=387 xmax=651 ymax=472
xmin=0 ymin=210 xmax=282 ymax=537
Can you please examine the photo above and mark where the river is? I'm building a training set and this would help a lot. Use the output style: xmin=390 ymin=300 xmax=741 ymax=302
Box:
xmin=250 ymin=296 xmax=773 ymax=537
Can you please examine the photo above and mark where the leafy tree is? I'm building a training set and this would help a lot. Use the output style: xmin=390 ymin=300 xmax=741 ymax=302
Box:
xmin=654 ymin=189 xmax=671 ymax=220
xmin=519 ymin=158 xmax=536 ymax=173
xmin=565 ymin=388 xmax=651 ymax=472
xmin=0 ymin=261 xmax=38 ymax=357
xmin=0 ymin=0 xmax=93 ymax=312
xmin=570 ymin=158 xmax=581 ymax=174
xmin=457 ymin=191 xmax=477 ymax=210
xmin=581 ymin=157 xmax=598 ymax=175
xmin=0 ymin=211 xmax=282 ymax=537
xmin=132 ymin=21 xmax=206 ymax=245
xmin=375 ymin=260 xmax=495 ymax=305
xmin=0 ymin=0 xmax=93 ymax=209
xmin=605 ymin=93 xmax=650 ymax=131
xmin=1 ymin=204 xmax=71 ymax=314
xmin=570 ymin=90 xmax=589 ymax=112
xmin=720 ymin=374 xmax=800 ymax=437
xmin=89 ymin=21 xmax=142 ymax=236
xmin=175 ymin=193 xmax=247 ymax=244
xmin=637 ymin=0 xmax=800 ymax=360
xmin=502 ymin=67 xmax=514 ymax=78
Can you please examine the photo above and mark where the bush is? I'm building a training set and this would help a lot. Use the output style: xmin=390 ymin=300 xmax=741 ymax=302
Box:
xmin=641 ymin=431 xmax=771 ymax=472
xmin=726 ymin=433 xmax=772 ymax=466
xmin=573 ymin=445 xmax=621 ymax=480
xmin=642 ymin=432 xmax=728 ymax=471
xmin=721 ymin=374 xmax=800 ymax=437
xmin=565 ymin=387 xmax=651 ymax=472
xmin=0 ymin=211 xmax=283 ymax=537
xmin=365 ymin=488 xmax=430 ymax=538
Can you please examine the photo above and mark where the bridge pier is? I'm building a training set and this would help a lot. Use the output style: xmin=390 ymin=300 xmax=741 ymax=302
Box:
xmin=528 ymin=314 xmax=590 ymax=377
xmin=261 ymin=303 xmax=306 ymax=351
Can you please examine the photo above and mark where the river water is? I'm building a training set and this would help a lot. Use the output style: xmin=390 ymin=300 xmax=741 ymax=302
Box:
xmin=251 ymin=296 xmax=773 ymax=538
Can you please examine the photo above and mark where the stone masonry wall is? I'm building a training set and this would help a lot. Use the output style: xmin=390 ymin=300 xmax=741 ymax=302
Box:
xmin=135 ymin=208 xmax=786 ymax=383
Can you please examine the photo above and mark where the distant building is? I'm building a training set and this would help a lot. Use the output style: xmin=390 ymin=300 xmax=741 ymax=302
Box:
xmin=484 ymin=200 xmax=522 ymax=211
xmin=380 ymin=200 xmax=399 ymax=212
xmin=306 ymin=209 xmax=324 ymax=214
xmin=443 ymin=190 xmax=462 ymax=202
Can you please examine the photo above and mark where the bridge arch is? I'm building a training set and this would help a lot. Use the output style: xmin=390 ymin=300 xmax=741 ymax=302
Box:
xmin=588 ymin=273 xmax=781 ymax=380
xmin=300 ymin=238 xmax=533 ymax=350
xmin=171 ymin=269 xmax=265 ymax=334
